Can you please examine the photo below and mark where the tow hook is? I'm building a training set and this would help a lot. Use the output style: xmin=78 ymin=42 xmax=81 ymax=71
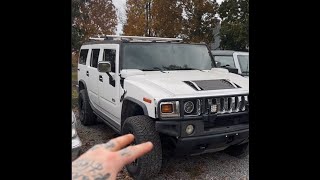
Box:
xmin=226 ymin=134 xmax=235 ymax=143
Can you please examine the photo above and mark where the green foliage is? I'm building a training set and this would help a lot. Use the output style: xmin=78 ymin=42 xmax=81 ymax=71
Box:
xmin=72 ymin=0 xmax=83 ymax=52
xmin=180 ymin=0 xmax=220 ymax=44
xmin=219 ymin=0 xmax=249 ymax=51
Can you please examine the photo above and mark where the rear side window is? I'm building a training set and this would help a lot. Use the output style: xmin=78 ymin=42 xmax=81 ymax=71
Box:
xmin=90 ymin=49 xmax=100 ymax=68
xmin=103 ymin=49 xmax=116 ymax=72
xmin=79 ymin=49 xmax=89 ymax=65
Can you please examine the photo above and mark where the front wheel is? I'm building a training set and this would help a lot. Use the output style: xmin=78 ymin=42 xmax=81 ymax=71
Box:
xmin=122 ymin=115 xmax=162 ymax=180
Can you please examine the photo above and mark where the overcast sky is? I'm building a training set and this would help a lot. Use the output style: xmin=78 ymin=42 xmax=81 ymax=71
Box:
xmin=112 ymin=0 xmax=225 ymax=35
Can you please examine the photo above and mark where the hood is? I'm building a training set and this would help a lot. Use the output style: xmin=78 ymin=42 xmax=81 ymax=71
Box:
xmin=124 ymin=69 xmax=249 ymax=97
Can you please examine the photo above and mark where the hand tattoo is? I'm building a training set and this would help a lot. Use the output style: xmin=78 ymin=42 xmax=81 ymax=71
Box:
xmin=119 ymin=147 xmax=131 ymax=157
xmin=94 ymin=173 xmax=111 ymax=180
xmin=90 ymin=145 xmax=102 ymax=151
xmin=73 ymin=159 xmax=111 ymax=180
xmin=103 ymin=141 xmax=115 ymax=150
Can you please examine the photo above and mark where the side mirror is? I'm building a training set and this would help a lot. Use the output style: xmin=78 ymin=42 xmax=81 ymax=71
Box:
xmin=215 ymin=61 xmax=221 ymax=67
xmin=98 ymin=61 xmax=111 ymax=73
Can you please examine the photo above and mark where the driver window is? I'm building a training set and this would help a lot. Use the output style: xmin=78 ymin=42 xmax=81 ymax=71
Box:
xmin=103 ymin=49 xmax=116 ymax=73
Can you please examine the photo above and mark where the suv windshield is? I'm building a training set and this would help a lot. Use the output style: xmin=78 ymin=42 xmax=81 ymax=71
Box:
xmin=238 ymin=55 xmax=249 ymax=75
xmin=122 ymin=43 xmax=213 ymax=71
xmin=213 ymin=56 xmax=236 ymax=68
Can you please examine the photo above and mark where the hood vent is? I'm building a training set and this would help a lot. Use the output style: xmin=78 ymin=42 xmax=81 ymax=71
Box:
xmin=183 ymin=81 xmax=203 ymax=91
xmin=184 ymin=79 xmax=238 ymax=91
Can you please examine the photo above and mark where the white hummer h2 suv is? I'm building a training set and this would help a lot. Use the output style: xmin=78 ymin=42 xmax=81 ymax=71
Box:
xmin=77 ymin=35 xmax=249 ymax=180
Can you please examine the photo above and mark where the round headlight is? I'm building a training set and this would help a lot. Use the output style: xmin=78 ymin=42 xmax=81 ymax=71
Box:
xmin=186 ymin=124 xmax=194 ymax=135
xmin=184 ymin=101 xmax=194 ymax=113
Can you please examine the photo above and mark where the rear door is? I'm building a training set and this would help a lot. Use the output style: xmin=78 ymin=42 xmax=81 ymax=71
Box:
xmin=77 ymin=48 xmax=90 ymax=85
xmin=87 ymin=48 xmax=101 ymax=107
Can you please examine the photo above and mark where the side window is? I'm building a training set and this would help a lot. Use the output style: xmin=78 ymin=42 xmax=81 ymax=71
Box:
xmin=79 ymin=49 xmax=89 ymax=65
xmin=103 ymin=49 xmax=116 ymax=73
xmin=90 ymin=49 xmax=100 ymax=68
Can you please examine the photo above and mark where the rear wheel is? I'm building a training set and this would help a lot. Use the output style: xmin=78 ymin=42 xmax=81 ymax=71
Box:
xmin=122 ymin=115 xmax=162 ymax=180
xmin=78 ymin=89 xmax=96 ymax=126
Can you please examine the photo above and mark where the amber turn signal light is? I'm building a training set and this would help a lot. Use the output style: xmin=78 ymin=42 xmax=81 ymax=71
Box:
xmin=161 ymin=104 xmax=173 ymax=113
xmin=143 ymin=97 xmax=152 ymax=104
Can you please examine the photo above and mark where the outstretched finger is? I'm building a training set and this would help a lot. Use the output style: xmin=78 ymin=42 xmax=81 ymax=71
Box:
xmin=118 ymin=141 xmax=153 ymax=165
xmin=102 ymin=134 xmax=134 ymax=152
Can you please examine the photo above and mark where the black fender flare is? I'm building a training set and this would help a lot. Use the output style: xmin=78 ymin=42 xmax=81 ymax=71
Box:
xmin=78 ymin=80 xmax=87 ymax=91
xmin=122 ymin=97 xmax=149 ymax=116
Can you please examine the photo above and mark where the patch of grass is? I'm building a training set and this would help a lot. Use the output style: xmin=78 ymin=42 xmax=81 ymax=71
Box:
xmin=72 ymin=87 xmax=78 ymax=108
xmin=72 ymin=71 xmax=78 ymax=82
xmin=72 ymin=53 xmax=79 ymax=109
xmin=72 ymin=70 xmax=79 ymax=108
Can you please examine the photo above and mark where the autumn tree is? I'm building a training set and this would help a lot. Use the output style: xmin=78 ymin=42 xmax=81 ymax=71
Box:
xmin=72 ymin=0 xmax=84 ymax=51
xmin=124 ymin=0 xmax=183 ymax=38
xmin=219 ymin=0 xmax=249 ymax=51
xmin=180 ymin=0 xmax=220 ymax=44
xmin=123 ymin=0 xmax=149 ymax=36
xmin=75 ymin=0 xmax=117 ymax=42
xmin=151 ymin=0 xmax=183 ymax=37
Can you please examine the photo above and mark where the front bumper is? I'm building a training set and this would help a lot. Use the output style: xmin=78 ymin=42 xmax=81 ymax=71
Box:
xmin=155 ymin=113 xmax=249 ymax=155
xmin=174 ymin=128 xmax=248 ymax=155
xmin=72 ymin=135 xmax=82 ymax=160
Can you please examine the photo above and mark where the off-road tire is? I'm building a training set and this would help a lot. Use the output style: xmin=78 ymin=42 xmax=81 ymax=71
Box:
xmin=122 ymin=115 xmax=162 ymax=180
xmin=78 ymin=89 xmax=96 ymax=126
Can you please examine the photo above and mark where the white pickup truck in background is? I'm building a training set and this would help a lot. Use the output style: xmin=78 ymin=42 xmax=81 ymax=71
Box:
xmin=211 ymin=50 xmax=249 ymax=78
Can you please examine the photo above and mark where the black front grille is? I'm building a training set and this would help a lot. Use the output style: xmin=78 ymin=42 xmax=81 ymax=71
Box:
xmin=204 ymin=114 xmax=249 ymax=130
xmin=206 ymin=95 xmax=249 ymax=114
xmin=202 ymin=94 xmax=249 ymax=130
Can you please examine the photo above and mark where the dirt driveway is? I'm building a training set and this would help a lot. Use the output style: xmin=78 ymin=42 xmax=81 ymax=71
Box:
xmin=73 ymin=109 xmax=249 ymax=180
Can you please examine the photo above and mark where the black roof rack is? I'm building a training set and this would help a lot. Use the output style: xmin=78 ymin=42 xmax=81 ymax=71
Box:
xmin=89 ymin=35 xmax=183 ymax=43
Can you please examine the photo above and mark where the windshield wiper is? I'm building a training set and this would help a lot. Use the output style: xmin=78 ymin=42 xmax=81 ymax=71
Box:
xmin=220 ymin=65 xmax=231 ymax=68
xmin=141 ymin=67 xmax=164 ymax=72
xmin=241 ymin=71 xmax=249 ymax=76
xmin=168 ymin=68 xmax=203 ymax=71
xmin=182 ymin=68 xmax=198 ymax=70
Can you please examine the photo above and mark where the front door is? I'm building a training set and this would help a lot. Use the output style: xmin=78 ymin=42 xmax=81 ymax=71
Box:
xmin=98 ymin=44 xmax=121 ymax=120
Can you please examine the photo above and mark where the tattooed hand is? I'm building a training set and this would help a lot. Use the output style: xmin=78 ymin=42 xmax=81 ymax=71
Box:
xmin=72 ymin=134 xmax=153 ymax=180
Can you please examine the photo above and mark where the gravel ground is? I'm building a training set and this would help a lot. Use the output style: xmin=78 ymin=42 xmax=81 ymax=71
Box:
xmin=73 ymin=109 xmax=249 ymax=180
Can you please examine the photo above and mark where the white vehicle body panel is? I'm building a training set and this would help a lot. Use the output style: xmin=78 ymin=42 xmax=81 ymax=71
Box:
xmin=123 ymin=69 xmax=248 ymax=117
